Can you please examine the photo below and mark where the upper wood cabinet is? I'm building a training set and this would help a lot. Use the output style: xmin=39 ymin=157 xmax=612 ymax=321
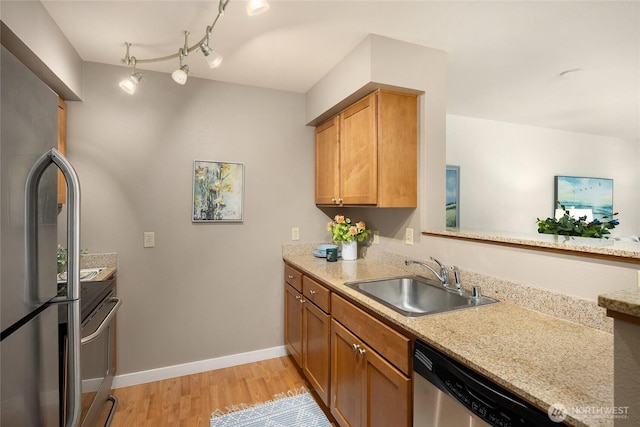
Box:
xmin=315 ymin=89 xmax=418 ymax=207
xmin=57 ymin=97 xmax=67 ymax=206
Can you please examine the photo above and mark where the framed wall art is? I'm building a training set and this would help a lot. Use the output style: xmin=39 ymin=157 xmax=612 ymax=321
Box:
xmin=554 ymin=175 xmax=613 ymax=222
xmin=192 ymin=160 xmax=244 ymax=222
xmin=446 ymin=165 xmax=460 ymax=228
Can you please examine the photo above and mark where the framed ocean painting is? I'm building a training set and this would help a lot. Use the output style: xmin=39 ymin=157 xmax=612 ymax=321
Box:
xmin=554 ymin=176 xmax=613 ymax=222
xmin=446 ymin=165 xmax=460 ymax=228
xmin=192 ymin=160 xmax=244 ymax=222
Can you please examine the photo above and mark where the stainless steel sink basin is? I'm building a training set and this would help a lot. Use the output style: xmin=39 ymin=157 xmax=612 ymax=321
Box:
xmin=345 ymin=276 xmax=498 ymax=317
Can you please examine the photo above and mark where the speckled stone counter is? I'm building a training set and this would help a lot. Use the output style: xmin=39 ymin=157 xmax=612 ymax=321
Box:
xmin=283 ymin=250 xmax=614 ymax=427
xmin=598 ymin=288 xmax=640 ymax=320
xmin=80 ymin=252 xmax=117 ymax=281
xmin=425 ymin=229 xmax=640 ymax=263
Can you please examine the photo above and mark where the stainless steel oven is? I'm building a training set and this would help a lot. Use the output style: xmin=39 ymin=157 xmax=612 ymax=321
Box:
xmin=60 ymin=279 xmax=121 ymax=426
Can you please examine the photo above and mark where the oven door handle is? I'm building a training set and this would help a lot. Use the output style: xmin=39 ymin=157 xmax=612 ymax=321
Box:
xmin=81 ymin=297 xmax=122 ymax=346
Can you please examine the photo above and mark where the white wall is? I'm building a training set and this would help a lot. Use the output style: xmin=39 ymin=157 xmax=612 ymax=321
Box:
xmin=65 ymin=62 xmax=328 ymax=375
xmin=0 ymin=0 xmax=83 ymax=100
xmin=446 ymin=115 xmax=640 ymax=236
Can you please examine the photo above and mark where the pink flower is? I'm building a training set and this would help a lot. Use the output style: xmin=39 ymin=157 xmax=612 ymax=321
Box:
xmin=334 ymin=215 xmax=345 ymax=224
xmin=349 ymin=226 xmax=358 ymax=236
xmin=355 ymin=221 xmax=366 ymax=231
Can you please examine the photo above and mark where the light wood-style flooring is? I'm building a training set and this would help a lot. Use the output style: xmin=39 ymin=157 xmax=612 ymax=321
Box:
xmin=106 ymin=356 xmax=324 ymax=427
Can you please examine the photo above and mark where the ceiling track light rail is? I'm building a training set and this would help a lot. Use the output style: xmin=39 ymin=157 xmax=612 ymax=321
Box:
xmin=119 ymin=0 xmax=269 ymax=93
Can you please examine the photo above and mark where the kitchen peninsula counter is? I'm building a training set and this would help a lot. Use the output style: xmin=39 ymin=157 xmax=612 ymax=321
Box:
xmin=283 ymin=252 xmax=613 ymax=427
xmin=598 ymin=287 xmax=640 ymax=321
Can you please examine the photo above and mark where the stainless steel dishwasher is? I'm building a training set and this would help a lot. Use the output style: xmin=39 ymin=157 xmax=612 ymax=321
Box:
xmin=413 ymin=340 xmax=563 ymax=427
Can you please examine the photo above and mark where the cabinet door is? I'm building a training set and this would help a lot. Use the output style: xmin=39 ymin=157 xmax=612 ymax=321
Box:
xmin=315 ymin=116 xmax=340 ymax=205
xmin=331 ymin=319 xmax=362 ymax=427
xmin=363 ymin=346 xmax=411 ymax=427
xmin=340 ymin=93 xmax=377 ymax=205
xmin=284 ymin=284 xmax=303 ymax=366
xmin=303 ymin=300 xmax=331 ymax=406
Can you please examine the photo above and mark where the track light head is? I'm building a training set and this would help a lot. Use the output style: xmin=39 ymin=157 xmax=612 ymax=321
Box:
xmin=247 ymin=0 xmax=269 ymax=16
xmin=200 ymin=43 xmax=224 ymax=68
xmin=119 ymin=72 xmax=143 ymax=94
xmin=172 ymin=65 xmax=189 ymax=85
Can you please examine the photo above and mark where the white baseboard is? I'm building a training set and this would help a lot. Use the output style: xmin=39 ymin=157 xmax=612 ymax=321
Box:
xmin=112 ymin=345 xmax=288 ymax=389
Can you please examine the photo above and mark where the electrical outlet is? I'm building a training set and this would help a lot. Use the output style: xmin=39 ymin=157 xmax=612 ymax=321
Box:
xmin=143 ymin=231 xmax=155 ymax=248
xmin=373 ymin=230 xmax=379 ymax=244
xmin=405 ymin=228 xmax=414 ymax=245
xmin=291 ymin=227 xmax=300 ymax=241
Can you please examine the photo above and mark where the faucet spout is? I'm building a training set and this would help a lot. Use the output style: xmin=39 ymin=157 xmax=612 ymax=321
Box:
xmin=405 ymin=258 xmax=449 ymax=288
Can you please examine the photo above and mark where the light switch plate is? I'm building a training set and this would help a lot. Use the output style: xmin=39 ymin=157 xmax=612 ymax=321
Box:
xmin=143 ymin=231 xmax=155 ymax=248
xmin=405 ymin=228 xmax=414 ymax=245
xmin=291 ymin=227 xmax=300 ymax=241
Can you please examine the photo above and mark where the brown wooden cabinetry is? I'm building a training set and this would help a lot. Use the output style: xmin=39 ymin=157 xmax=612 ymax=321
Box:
xmin=315 ymin=89 xmax=417 ymax=207
xmin=284 ymin=266 xmax=331 ymax=406
xmin=330 ymin=294 xmax=411 ymax=427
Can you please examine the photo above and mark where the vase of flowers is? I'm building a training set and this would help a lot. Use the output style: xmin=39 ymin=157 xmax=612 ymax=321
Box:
xmin=326 ymin=215 xmax=371 ymax=261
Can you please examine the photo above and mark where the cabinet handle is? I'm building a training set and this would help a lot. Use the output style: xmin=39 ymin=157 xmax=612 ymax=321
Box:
xmin=331 ymin=198 xmax=337 ymax=203
xmin=351 ymin=343 xmax=360 ymax=353
xmin=337 ymin=198 xmax=343 ymax=204
xmin=358 ymin=348 xmax=366 ymax=356
xmin=288 ymin=275 xmax=294 ymax=279
xmin=300 ymin=298 xmax=306 ymax=304
xmin=309 ymin=290 xmax=316 ymax=295
xmin=295 ymin=295 xmax=300 ymax=300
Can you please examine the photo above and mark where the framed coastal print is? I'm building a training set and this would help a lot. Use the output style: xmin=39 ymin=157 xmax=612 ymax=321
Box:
xmin=446 ymin=165 xmax=460 ymax=228
xmin=554 ymin=175 xmax=613 ymax=222
xmin=192 ymin=160 xmax=244 ymax=222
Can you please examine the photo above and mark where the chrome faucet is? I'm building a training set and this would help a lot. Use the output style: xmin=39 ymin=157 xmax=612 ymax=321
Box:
xmin=449 ymin=265 xmax=464 ymax=295
xmin=405 ymin=258 xmax=449 ymax=289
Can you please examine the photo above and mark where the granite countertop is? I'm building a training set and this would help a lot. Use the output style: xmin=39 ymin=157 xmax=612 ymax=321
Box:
xmin=425 ymin=229 xmax=640 ymax=263
xmin=283 ymin=253 xmax=613 ymax=427
xmin=598 ymin=287 xmax=640 ymax=319
xmin=80 ymin=252 xmax=117 ymax=282
xmin=92 ymin=267 xmax=116 ymax=281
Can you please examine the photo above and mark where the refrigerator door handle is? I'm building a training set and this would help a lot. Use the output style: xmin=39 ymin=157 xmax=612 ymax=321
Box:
xmin=25 ymin=148 xmax=82 ymax=427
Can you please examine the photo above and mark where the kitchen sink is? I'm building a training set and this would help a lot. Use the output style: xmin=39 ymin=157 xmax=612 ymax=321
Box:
xmin=345 ymin=276 xmax=498 ymax=317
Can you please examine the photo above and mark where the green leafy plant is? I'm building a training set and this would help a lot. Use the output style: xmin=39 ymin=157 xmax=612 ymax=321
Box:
xmin=537 ymin=203 xmax=619 ymax=238
xmin=327 ymin=215 xmax=371 ymax=243
xmin=57 ymin=245 xmax=88 ymax=271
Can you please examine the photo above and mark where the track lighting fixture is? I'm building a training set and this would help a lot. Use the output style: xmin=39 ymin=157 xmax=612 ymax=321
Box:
xmin=200 ymin=26 xmax=224 ymax=69
xmin=118 ymin=52 xmax=144 ymax=94
xmin=172 ymin=54 xmax=189 ymax=85
xmin=171 ymin=33 xmax=190 ymax=85
xmin=119 ymin=0 xmax=268 ymax=92
xmin=246 ymin=0 xmax=270 ymax=16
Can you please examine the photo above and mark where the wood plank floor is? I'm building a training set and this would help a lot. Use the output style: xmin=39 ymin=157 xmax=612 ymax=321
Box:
xmin=106 ymin=356 xmax=327 ymax=427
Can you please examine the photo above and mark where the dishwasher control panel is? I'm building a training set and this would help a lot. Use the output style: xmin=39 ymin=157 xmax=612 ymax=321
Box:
xmin=413 ymin=340 xmax=562 ymax=427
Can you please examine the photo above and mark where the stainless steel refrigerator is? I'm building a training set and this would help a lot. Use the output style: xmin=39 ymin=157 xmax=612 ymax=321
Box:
xmin=1 ymin=46 xmax=83 ymax=426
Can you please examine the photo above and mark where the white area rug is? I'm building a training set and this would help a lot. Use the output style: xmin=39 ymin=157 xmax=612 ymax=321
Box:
xmin=209 ymin=387 xmax=332 ymax=427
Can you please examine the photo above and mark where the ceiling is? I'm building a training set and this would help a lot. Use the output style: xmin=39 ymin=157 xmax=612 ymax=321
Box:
xmin=42 ymin=0 xmax=639 ymax=140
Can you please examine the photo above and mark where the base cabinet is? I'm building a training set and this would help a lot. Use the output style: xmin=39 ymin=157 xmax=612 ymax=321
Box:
xmin=284 ymin=266 xmax=331 ymax=406
xmin=284 ymin=263 xmax=411 ymax=426
xmin=330 ymin=319 xmax=411 ymax=427
xmin=284 ymin=283 xmax=303 ymax=365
